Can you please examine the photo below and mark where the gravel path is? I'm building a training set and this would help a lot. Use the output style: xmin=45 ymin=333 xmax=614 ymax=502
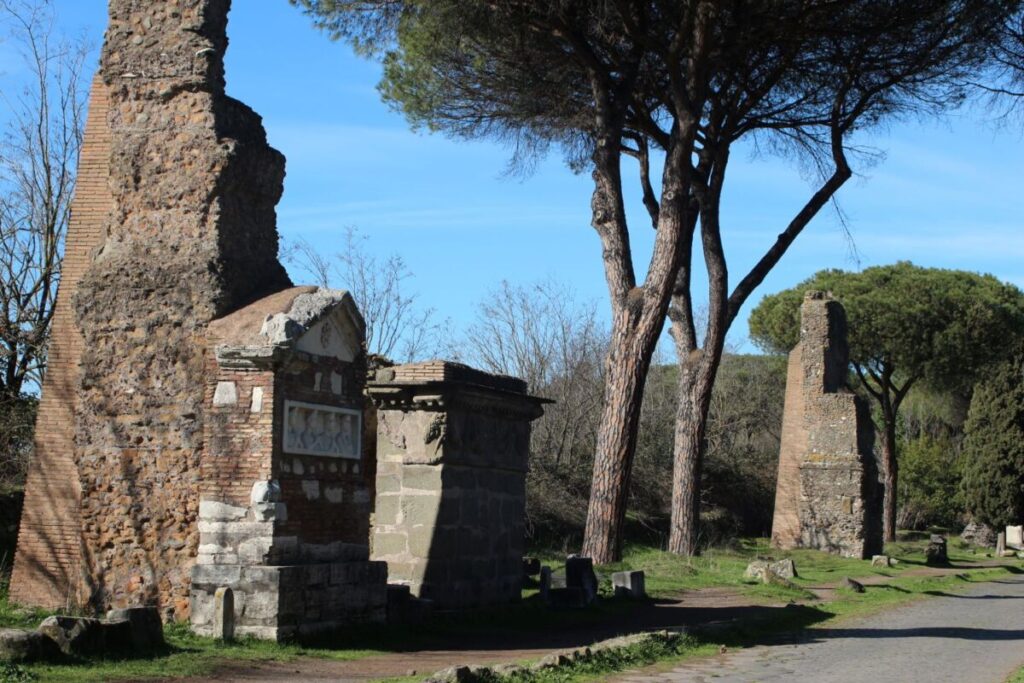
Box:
xmin=616 ymin=575 xmax=1024 ymax=683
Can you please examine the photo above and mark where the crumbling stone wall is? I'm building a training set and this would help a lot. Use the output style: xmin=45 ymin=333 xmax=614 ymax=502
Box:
xmin=14 ymin=0 xmax=292 ymax=618
xmin=368 ymin=362 xmax=545 ymax=609
xmin=770 ymin=292 xmax=883 ymax=559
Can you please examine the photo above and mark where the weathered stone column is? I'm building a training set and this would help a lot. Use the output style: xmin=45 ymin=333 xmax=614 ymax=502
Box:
xmin=367 ymin=362 xmax=547 ymax=609
xmin=770 ymin=292 xmax=883 ymax=558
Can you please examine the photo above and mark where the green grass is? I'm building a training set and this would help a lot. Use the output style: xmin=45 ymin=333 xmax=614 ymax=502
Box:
xmin=1006 ymin=665 xmax=1024 ymax=683
xmin=1 ymin=537 xmax=1017 ymax=682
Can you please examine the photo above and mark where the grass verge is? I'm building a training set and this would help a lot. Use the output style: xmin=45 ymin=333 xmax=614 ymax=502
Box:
xmin=0 ymin=536 xmax=1015 ymax=683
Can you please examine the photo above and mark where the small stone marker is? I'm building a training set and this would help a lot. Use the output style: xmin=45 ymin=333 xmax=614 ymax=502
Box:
xmin=925 ymin=535 xmax=948 ymax=566
xmin=522 ymin=557 xmax=541 ymax=577
xmin=871 ymin=555 xmax=891 ymax=568
xmin=997 ymin=531 xmax=1007 ymax=557
xmin=539 ymin=566 xmax=552 ymax=602
xmin=214 ymin=586 xmax=235 ymax=641
xmin=611 ymin=570 xmax=646 ymax=599
xmin=565 ymin=556 xmax=598 ymax=605
xmin=1007 ymin=525 xmax=1024 ymax=550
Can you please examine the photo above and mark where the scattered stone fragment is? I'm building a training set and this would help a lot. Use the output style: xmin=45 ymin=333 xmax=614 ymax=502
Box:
xmin=961 ymin=521 xmax=996 ymax=547
xmin=744 ymin=560 xmax=771 ymax=581
xmin=771 ymin=558 xmax=798 ymax=579
xmin=745 ymin=559 xmax=798 ymax=582
xmin=37 ymin=616 xmax=104 ymax=656
xmin=0 ymin=628 xmax=62 ymax=663
xmin=106 ymin=606 xmax=164 ymax=652
xmin=842 ymin=577 xmax=866 ymax=593
xmin=612 ymin=570 xmax=647 ymax=599
xmin=871 ymin=555 xmax=892 ymax=568
xmin=425 ymin=665 xmax=473 ymax=683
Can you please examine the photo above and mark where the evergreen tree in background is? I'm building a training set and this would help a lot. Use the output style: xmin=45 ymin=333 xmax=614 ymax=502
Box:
xmin=961 ymin=355 xmax=1024 ymax=529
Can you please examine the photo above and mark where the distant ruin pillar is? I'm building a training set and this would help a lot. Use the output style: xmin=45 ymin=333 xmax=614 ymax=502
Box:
xmin=367 ymin=362 xmax=547 ymax=609
xmin=13 ymin=0 xmax=291 ymax=617
xmin=770 ymin=292 xmax=883 ymax=559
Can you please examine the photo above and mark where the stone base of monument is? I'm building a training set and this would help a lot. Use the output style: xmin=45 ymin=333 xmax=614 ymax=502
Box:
xmin=190 ymin=560 xmax=387 ymax=641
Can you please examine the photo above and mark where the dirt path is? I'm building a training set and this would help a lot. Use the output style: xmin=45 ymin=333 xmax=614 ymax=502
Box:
xmin=182 ymin=562 xmax=1009 ymax=682
xmin=612 ymin=574 xmax=1024 ymax=683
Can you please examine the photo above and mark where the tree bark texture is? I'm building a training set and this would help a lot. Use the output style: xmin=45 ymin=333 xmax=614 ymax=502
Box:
xmin=881 ymin=405 xmax=899 ymax=542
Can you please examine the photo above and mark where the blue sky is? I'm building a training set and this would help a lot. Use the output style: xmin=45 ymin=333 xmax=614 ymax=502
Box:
xmin=5 ymin=2 xmax=1023 ymax=352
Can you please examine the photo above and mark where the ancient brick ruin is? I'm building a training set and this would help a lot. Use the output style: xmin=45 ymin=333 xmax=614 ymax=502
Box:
xmin=367 ymin=363 xmax=545 ymax=609
xmin=12 ymin=0 xmax=545 ymax=637
xmin=14 ymin=0 xmax=303 ymax=617
xmin=191 ymin=287 xmax=387 ymax=639
xmin=9 ymin=74 xmax=113 ymax=611
xmin=770 ymin=292 xmax=883 ymax=559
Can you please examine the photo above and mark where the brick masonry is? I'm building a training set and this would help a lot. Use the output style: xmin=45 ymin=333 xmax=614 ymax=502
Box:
xmin=770 ymin=292 xmax=883 ymax=559
xmin=9 ymin=75 xmax=113 ymax=610
xmin=367 ymin=362 xmax=546 ymax=609
xmin=190 ymin=288 xmax=387 ymax=641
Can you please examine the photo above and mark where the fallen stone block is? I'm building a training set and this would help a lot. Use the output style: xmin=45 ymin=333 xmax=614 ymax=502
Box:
xmin=871 ymin=555 xmax=891 ymax=568
xmin=745 ymin=559 xmax=797 ymax=582
xmin=770 ymin=558 xmax=798 ymax=579
xmin=0 ymin=628 xmax=62 ymax=663
xmin=612 ymin=570 xmax=646 ymax=599
xmin=38 ymin=616 xmax=105 ymax=656
xmin=105 ymin=606 xmax=164 ymax=652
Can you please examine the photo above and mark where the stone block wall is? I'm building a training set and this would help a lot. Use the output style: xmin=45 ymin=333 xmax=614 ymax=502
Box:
xmin=770 ymin=292 xmax=883 ymax=559
xmin=368 ymin=362 xmax=545 ymax=609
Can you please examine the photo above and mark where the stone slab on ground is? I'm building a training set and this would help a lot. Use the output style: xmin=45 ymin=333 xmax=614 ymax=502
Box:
xmin=0 ymin=628 xmax=62 ymax=663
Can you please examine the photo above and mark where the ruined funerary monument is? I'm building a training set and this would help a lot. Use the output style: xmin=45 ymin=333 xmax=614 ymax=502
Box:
xmin=770 ymin=292 xmax=883 ymax=559
xmin=11 ymin=0 xmax=544 ymax=640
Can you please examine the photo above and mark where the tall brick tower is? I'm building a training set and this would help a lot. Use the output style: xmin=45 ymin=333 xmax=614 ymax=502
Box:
xmin=11 ymin=0 xmax=291 ymax=618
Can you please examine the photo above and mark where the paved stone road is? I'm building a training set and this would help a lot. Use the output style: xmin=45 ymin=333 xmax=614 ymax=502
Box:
xmin=615 ymin=575 xmax=1024 ymax=683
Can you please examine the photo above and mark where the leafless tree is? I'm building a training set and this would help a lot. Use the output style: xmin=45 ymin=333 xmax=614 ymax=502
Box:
xmin=285 ymin=227 xmax=448 ymax=362
xmin=0 ymin=0 xmax=87 ymax=486
xmin=0 ymin=0 xmax=87 ymax=398
xmin=465 ymin=278 xmax=606 ymax=467
xmin=464 ymin=278 xmax=606 ymax=545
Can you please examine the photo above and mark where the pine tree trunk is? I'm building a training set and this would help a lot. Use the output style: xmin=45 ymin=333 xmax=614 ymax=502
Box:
xmin=581 ymin=309 xmax=652 ymax=563
xmin=667 ymin=359 xmax=704 ymax=556
xmin=881 ymin=413 xmax=898 ymax=542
